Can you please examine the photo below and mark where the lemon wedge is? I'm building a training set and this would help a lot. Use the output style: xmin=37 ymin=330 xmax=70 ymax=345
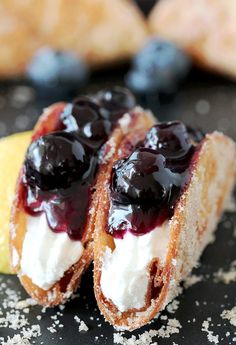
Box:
xmin=0 ymin=131 xmax=31 ymax=274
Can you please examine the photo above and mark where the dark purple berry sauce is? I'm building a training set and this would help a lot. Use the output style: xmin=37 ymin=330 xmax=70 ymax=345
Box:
xmin=22 ymin=87 xmax=136 ymax=240
xmin=107 ymin=121 xmax=204 ymax=238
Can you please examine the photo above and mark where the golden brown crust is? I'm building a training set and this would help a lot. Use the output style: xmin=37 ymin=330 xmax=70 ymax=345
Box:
xmin=148 ymin=0 xmax=236 ymax=79
xmin=94 ymin=130 xmax=236 ymax=330
xmin=0 ymin=0 xmax=148 ymax=77
xmin=10 ymin=104 xmax=156 ymax=306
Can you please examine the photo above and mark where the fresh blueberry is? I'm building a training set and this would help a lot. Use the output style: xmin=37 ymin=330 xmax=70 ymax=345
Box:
xmin=27 ymin=48 xmax=89 ymax=98
xmin=144 ymin=122 xmax=197 ymax=173
xmin=125 ymin=38 xmax=190 ymax=94
xmin=111 ymin=148 xmax=179 ymax=206
xmin=25 ymin=131 xmax=90 ymax=190
xmin=61 ymin=97 xmax=111 ymax=144
xmin=144 ymin=121 xmax=192 ymax=156
xmin=96 ymin=86 xmax=136 ymax=115
xmin=61 ymin=87 xmax=136 ymax=141
xmin=61 ymin=97 xmax=102 ymax=132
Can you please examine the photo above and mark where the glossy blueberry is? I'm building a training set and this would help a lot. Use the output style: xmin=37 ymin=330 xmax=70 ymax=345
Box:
xmin=144 ymin=121 xmax=192 ymax=157
xmin=111 ymin=148 xmax=180 ymax=206
xmin=96 ymin=86 xmax=136 ymax=117
xmin=25 ymin=132 xmax=90 ymax=190
xmin=27 ymin=48 xmax=89 ymax=97
xmin=61 ymin=87 xmax=135 ymax=141
xmin=61 ymin=97 xmax=101 ymax=131
xmin=107 ymin=121 xmax=203 ymax=237
xmin=23 ymin=87 xmax=137 ymax=240
xmin=60 ymin=97 xmax=111 ymax=145
xmin=125 ymin=39 xmax=190 ymax=94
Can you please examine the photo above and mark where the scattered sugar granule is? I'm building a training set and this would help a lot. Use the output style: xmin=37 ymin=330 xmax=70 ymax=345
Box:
xmin=160 ymin=315 xmax=168 ymax=321
xmin=47 ymin=326 xmax=57 ymax=334
xmin=2 ymin=334 xmax=31 ymax=345
xmin=114 ymin=330 xmax=158 ymax=345
xmin=166 ymin=300 xmax=180 ymax=314
xmin=74 ymin=316 xmax=89 ymax=332
xmin=184 ymin=274 xmax=203 ymax=289
xmin=157 ymin=318 xmax=182 ymax=338
xmin=0 ymin=279 xmax=71 ymax=343
xmin=201 ymin=320 xmax=219 ymax=344
xmin=221 ymin=307 xmax=236 ymax=327
xmin=15 ymin=299 xmax=37 ymax=310
xmin=59 ymin=304 xmax=65 ymax=311
xmin=22 ymin=324 xmax=41 ymax=338
xmin=113 ymin=318 xmax=182 ymax=345
xmin=214 ymin=261 xmax=236 ymax=284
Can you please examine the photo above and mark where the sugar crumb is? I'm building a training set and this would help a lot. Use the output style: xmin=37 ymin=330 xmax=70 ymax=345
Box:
xmin=184 ymin=274 xmax=203 ymax=289
xmin=221 ymin=307 xmax=236 ymax=327
xmin=74 ymin=316 xmax=89 ymax=332
xmin=114 ymin=318 xmax=181 ymax=344
xmin=214 ymin=261 xmax=236 ymax=284
xmin=202 ymin=320 xmax=219 ymax=344
xmin=166 ymin=299 xmax=180 ymax=314
xmin=2 ymin=334 xmax=31 ymax=345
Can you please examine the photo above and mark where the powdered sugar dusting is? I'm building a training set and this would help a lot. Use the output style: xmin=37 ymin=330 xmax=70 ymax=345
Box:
xmin=0 ymin=277 xmax=80 ymax=344
xmin=113 ymin=318 xmax=182 ymax=345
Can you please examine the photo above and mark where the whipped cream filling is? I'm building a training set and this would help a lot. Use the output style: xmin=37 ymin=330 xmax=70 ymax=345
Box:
xmin=100 ymin=222 xmax=171 ymax=312
xmin=21 ymin=214 xmax=84 ymax=290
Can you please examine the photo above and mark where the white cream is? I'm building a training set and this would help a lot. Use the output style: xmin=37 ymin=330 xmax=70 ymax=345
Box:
xmin=21 ymin=214 xmax=84 ymax=290
xmin=100 ymin=222 xmax=170 ymax=312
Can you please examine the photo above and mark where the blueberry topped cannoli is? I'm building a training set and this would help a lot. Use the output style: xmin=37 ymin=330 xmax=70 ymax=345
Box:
xmin=10 ymin=87 xmax=155 ymax=306
xmin=94 ymin=121 xmax=236 ymax=330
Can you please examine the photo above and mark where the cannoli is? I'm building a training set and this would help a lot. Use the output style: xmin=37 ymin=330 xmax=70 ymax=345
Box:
xmin=0 ymin=0 xmax=148 ymax=77
xmin=10 ymin=87 xmax=155 ymax=306
xmin=148 ymin=0 xmax=236 ymax=79
xmin=94 ymin=121 xmax=236 ymax=330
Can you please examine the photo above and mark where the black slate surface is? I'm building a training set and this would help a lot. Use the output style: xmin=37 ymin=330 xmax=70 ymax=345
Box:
xmin=0 ymin=66 xmax=236 ymax=345
xmin=0 ymin=0 xmax=236 ymax=339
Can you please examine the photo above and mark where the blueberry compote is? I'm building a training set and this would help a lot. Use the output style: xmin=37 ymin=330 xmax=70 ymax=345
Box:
xmin=23 ymin=87 xmax=136 ymax=240
xmin=108 ymin=121 xmax=204 ymax=238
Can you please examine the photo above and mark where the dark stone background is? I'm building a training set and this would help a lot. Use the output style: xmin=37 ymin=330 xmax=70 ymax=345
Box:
xmin=0 ymin=1 xmax=236 ymax=344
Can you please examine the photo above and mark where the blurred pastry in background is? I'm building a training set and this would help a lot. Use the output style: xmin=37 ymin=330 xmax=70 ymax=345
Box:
xmin=0 ymin=5 xmax=40 ymax=79
xmin=0 ymin=131 xmax=31 ymax=274
xmin=0 ymin=0 xmax=148 ymax=78
xmin=149 ymin=0 xmax=236 ymax=79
